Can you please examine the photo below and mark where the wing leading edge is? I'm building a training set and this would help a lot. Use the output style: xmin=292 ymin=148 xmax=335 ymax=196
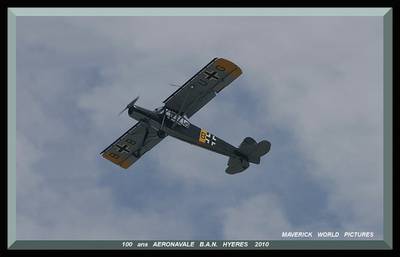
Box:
xmin=163 ymin=57 xmax=242 ymax=118
xmin=101 ymin=122 xmax=163 ymax=169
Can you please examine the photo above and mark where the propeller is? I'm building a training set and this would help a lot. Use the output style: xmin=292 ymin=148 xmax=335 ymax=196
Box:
xmin=118 ymin=96 xmax=139 ymax=116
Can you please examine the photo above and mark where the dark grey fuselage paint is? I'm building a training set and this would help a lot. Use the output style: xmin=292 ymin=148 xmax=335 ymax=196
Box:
xmin=128 ymin=105 xmax=239 ymax=158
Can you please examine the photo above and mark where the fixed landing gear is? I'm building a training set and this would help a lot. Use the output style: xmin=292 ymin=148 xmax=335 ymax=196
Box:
xmin=157 ymin=130 xmax=166 ymax=138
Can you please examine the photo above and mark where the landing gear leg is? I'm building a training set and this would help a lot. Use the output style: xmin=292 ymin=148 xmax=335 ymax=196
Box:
xmin=157 ymin=130 xmax=166 ymax=138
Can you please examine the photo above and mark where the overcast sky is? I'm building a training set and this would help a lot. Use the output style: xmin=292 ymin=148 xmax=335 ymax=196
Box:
xmin=16 ymin=15 xmax=383 ymax=240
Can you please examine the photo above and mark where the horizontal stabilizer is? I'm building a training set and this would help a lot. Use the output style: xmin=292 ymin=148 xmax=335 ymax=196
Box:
xmin=225 ymin=137 xmax=271 ymax=175
xmin=226 ymin=157 xmax=249 ymax=174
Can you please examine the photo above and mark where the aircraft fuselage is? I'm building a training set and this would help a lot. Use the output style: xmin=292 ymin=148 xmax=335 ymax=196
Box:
xmin=128 ymin=105 xmax=240 ymax=159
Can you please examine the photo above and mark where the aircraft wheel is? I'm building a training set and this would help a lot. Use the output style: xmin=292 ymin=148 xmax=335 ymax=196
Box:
xmin=157 ymin=130 xmax=166 ymax=138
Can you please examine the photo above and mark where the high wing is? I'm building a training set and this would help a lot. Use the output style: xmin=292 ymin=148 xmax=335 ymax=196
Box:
xmin=163 ymin=57 xmax=242 ymax=118
xmin=101 ymin=122 xmax=163 ymax=169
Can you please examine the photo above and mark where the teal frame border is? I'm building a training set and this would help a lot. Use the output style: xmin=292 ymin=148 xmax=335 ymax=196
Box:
xmin=7 ymin=7 xmax=392 ymax=250
xmin=8 ymin=9 xmax=17 ymax=249
xmin=383 ymin=8 xmax=393 ymax=249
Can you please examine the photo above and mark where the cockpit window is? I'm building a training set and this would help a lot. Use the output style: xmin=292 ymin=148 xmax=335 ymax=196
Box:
xmin=165 ymin=109 xmax=190 ymax=128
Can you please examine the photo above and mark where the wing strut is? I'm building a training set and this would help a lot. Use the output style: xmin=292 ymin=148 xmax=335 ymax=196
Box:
xmin=133 ymin=122 xmax=151 ymax=157
xmin=160 ymin=107 xmax=167 ymax=130
xmin=131 ymin=123 xmax=151 ymax=158
xmin=171 ymin=88 xmax=192 ymax=128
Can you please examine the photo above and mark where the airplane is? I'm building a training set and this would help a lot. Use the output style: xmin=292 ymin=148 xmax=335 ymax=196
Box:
xmin=101 ymin=57 xmax=271 ymax=174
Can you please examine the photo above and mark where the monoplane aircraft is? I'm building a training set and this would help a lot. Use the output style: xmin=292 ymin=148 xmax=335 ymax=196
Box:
xmin=101 ymin=58 xmax=271 ymax=174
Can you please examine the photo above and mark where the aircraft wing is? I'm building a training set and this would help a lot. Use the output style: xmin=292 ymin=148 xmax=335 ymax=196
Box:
xmin=163 ymin=57 xmax=242 ymax=118
xmin=101 ymin=122 xmax=163 ymax=169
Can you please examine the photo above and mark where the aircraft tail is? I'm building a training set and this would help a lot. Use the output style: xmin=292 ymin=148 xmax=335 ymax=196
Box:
xmin=225 ymin=137 xmax=271 ymax=174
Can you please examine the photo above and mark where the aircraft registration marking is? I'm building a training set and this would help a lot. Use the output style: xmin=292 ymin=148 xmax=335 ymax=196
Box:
xmin=199 ymin=129 xmax=216 ymax=146
xmin=199 ymin=129 xmax=208 ymax=143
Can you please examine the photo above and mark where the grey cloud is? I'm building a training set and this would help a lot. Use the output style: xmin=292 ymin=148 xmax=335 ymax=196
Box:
xmin=222 ymin=194 xmax=292 ymax=239
xmin=16 ymin=15 xmax=383 ymax=240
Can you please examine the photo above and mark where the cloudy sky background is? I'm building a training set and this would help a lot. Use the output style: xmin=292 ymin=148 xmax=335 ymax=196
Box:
xmin=16 ymin=16 xmax=383 ymax=240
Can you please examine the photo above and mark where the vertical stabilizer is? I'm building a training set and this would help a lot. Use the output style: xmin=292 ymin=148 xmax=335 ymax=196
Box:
xmin=225 ymin=137 xmax=271 ymax=174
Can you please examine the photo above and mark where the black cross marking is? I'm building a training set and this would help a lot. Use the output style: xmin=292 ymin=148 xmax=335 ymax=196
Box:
xmin=116 ymin=144 xmax=130 ymax=153
xmin=204 ymin=71 xmax=219 ymax=80
xmin=206 ymin=133 xmax=217 ymax=146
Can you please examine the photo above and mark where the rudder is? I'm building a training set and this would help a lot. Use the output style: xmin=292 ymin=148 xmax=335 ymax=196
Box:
xmin=238 ymin=137 xmax=271 ymax=164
